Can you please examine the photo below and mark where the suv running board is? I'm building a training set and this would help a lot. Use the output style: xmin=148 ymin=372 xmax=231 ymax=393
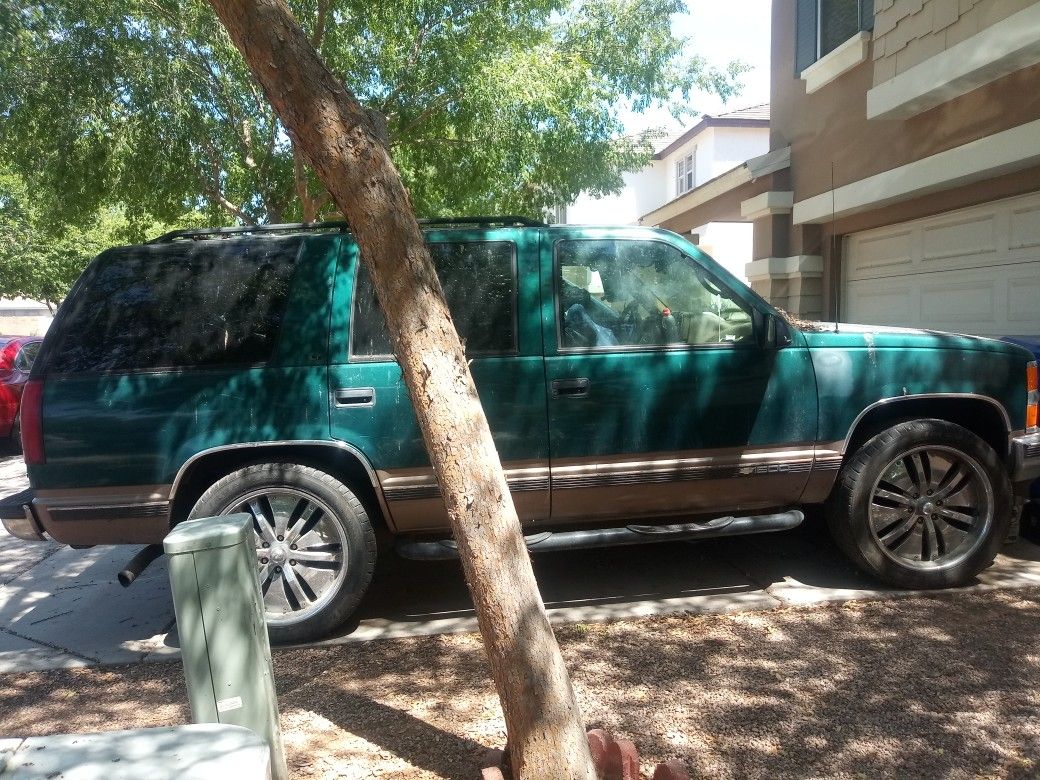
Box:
xmin=395 ymin=510 xmax=804 ymax=561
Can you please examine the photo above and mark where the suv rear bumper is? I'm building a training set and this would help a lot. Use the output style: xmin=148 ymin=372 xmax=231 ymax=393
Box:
xmin=0 ymin=488 xmax=46 ymax=541
xmin=1 ymin=486 xmax=172 ymax=544
xmin=1010 ymin=430 xmax=1040 ymax=484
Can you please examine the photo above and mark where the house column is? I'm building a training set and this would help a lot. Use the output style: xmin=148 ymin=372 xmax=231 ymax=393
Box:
xmin=742 ymin=191 xmax=824 ymax=320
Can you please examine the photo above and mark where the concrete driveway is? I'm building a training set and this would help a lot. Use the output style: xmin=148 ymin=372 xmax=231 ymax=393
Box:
xmin=3 ymin=453 xmax=1040 ymax=673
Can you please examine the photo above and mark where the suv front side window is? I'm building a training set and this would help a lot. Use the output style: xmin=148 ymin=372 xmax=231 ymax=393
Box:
xmin=555 ymin=238 xmax=754 ymax=351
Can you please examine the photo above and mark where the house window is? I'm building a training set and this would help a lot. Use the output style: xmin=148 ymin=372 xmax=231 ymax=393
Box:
xmin=819 ymin=0 xmax=860 ymax=57
xmin=676 ymin=151 xmax=695 ymax=196
xmin=796 ymin=0 xmax=873 ymax=73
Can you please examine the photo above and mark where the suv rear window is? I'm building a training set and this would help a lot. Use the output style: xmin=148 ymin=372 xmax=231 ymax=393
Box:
xmin=351 ymin=241 xmax=517 ymax=359
xmin=47 ymin=237 xmax=302 ymax=374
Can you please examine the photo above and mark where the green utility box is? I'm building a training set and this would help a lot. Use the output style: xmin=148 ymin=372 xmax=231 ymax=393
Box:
xmin=165 ymin=514 xmax=288 ymax=780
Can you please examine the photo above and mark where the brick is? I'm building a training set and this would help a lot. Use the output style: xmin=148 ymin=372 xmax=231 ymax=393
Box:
xmin=586 ymin=729 xmax=611 ymax=777
xmin=653 ymin=760 xmax=692 ymax=780
xmin=604 ymin=738 xmax=640 ymax=780
xmin=481 ymin=748 xmax=505 ymax=768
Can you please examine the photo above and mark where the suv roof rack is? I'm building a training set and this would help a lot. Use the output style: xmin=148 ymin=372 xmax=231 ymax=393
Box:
xmin=147 ymin=221 xmax=351 ymax=243
xmin=420 ymin=216 xmax=546 ymax=228
xmin=148 ymin=215 xmax=545 ymax=243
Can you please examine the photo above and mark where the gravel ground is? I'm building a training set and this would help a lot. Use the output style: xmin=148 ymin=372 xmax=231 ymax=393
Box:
xmin=2 ymin=588 xmax=1040 ymax=779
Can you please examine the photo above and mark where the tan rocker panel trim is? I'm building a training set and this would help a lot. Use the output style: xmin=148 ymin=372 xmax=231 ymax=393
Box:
xmin=378 ymin=462 xmax=551 ymax=502
xmin=380 ymin=444 xmax=840 ymax=499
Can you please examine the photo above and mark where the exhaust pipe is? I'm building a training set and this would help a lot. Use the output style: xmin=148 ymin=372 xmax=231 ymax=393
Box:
xmin=118 ymin=544 xmax=164 ymax=587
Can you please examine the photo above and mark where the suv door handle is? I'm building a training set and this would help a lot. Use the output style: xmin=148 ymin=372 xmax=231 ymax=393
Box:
xmin=334 ymin=387 xmax=375 ymax=407
xmin=551 ymin=378 xmax=589 ymax=398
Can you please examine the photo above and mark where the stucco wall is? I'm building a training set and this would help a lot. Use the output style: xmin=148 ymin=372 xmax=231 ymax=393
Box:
xmin=705 ymin=128 xmax=771 ymax=181
xmin=566 ymin=164 xmax=667 ymax=225
xmin=771 ymin=0 xmax=1040 ymax=203
xmin=873 ymin=0 xmax=1038 ymax=83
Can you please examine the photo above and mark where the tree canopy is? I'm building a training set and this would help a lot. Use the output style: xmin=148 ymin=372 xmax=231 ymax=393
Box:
xmin=1 ymin=0 xmax=746 ymax=228
xmin=0 ymin=166 xmax=205 ymax=306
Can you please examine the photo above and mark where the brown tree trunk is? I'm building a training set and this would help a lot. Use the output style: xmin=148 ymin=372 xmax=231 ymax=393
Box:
xmin=206 ymin=2 xmax=596 ymax=777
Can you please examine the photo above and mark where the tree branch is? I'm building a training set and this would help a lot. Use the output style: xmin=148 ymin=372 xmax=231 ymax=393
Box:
xmin=395 ymin=92 xmax=451 ymax=141
xmin=311 ymin=0 xmax=330 ymax=48
xmin=378 ymin=14 xmax=448 ymax=114
xmin=200 ymin=144 xmax=255 ymax=224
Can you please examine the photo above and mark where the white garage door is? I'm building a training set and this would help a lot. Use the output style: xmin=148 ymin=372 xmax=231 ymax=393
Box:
xmin=844 ymin=191 xmax=1040 ymax=336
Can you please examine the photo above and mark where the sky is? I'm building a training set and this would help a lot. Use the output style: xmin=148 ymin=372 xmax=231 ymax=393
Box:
xmin=622 ymin=0 xmax=772 ymax=135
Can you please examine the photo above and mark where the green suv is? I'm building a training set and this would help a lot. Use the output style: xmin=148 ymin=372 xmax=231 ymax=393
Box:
xmin=3 ymin=218 xmax=1038 ymax=643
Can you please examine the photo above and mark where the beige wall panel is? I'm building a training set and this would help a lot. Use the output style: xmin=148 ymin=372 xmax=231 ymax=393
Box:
xmin=1009 ymin=202 xmax=1040 ymax=250
xmin=843 ymin=281 xmax=914 ymax=324
xmin=921 ymin=214 xmax=997 ymax=261
xmin=1007 ymin=272 xmax=1040 ymax=325
xmin=848 ymin=230 xmax=914 ymax=276
xmin=919 ymin=277 xmax=997 ymax=325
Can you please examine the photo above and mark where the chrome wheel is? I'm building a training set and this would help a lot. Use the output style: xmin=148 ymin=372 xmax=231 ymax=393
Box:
xmin=221 ymin=488 xmax=348 ymax=626
xmin=868 ymin=445 xmax=993 ymax=570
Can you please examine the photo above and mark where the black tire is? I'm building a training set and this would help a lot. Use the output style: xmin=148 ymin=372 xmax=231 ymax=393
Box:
xmin=189 ymin=462 xmax=377 ymax=644
xmin=826 ymin=419 xmax=1011 ymax=589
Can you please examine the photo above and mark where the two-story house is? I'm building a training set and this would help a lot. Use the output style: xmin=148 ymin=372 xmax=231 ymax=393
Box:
xmin=644 ymin=0 xmax=1040 ymax=337
xmin=564 ymin=105 xmax=770 ymax=281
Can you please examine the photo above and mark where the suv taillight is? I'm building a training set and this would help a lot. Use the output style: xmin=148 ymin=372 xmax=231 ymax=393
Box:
xmin=1028 ymin=361 xmax=1038 ymax=432
xmin=20 ymin=379 xmax=45 ymax=465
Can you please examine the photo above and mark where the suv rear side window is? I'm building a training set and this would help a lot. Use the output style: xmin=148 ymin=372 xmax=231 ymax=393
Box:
xmin=47 ymin=237 xmax=302 ymax=374
xmin=351 ymin=241 xmax=517 ymax=359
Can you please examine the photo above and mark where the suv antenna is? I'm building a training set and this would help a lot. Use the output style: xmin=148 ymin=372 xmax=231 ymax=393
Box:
xmin=831 ymin=161 xmax=839 ymax=333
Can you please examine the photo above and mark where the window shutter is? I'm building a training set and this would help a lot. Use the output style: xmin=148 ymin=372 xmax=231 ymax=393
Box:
xmin=859 ymin=0 xmax=875 ymax=30
xmin=795 ymin=0 xmax=818 ymax=75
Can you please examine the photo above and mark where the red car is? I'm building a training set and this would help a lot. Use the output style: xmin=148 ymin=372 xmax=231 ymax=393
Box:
xmin=0 ymin=336 xmax=43 ymax=445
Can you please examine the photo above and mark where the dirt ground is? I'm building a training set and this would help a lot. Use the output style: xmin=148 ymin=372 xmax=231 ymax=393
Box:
xmin=2 ymin=588 xmax=1040 ymax=779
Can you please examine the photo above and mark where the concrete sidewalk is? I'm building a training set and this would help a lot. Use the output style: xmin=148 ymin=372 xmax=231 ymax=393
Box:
xmin=3 ymin=453 xmax=1040 ymax=673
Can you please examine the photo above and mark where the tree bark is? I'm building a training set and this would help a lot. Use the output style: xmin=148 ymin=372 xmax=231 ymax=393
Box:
xmin=206 ymin=2 xmax=596 ymax=777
